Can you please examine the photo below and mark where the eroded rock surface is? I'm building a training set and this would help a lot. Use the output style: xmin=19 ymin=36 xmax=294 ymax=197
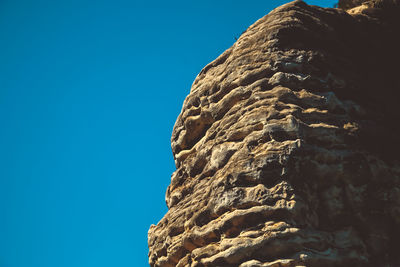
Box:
xmin=148 ymin=1 xmax=400 ymax=266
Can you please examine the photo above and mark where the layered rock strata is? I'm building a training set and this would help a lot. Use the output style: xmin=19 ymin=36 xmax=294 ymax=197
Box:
xmin=148 ymin=0 xmax=400 ymax=266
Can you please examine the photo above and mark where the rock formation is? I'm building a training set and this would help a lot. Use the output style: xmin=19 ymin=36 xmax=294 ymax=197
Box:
xmin=148 ymin=0 xmax=400 ymax=266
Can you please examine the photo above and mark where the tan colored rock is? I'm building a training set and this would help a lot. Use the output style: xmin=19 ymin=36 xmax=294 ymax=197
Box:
xmin=148 ymin=0 xmax=400 ymax=266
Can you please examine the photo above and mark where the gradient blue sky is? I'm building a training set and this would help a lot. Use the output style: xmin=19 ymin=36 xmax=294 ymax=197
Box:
xmin=0 ymin=0 xmax=337 ymax=266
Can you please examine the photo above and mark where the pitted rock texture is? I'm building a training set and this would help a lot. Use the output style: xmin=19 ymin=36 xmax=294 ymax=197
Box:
xmin=148 ymin=1 xmax=400 ymax=266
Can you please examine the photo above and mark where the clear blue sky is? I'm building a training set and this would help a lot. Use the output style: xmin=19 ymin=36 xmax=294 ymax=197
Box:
xmin=0 ymin=0 xmax=336 ymax=266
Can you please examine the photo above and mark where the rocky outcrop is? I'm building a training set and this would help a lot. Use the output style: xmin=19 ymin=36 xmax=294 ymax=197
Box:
xmin=148 ymin=0 xmax=400 ymax=266
xmin=337 ymin=0 xmax=398 ymax=9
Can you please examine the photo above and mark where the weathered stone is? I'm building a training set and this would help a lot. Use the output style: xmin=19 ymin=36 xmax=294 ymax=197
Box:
xmin=148 ymin=0 xmax=400 ymax=266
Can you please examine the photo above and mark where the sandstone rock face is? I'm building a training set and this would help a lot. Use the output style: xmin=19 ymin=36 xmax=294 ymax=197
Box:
xmin=148 ymin=1 xmax=400 ymax=266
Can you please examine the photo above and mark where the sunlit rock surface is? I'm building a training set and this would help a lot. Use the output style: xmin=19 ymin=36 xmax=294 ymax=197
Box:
xmin=148 ymin=0 xmax=400 ymax=266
